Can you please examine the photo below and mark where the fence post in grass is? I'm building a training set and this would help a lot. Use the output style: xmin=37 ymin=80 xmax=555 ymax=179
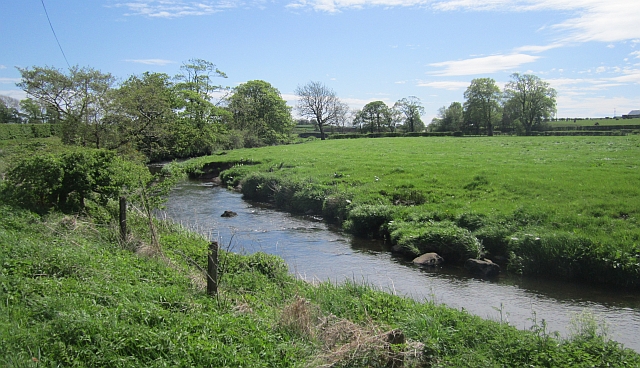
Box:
xmin=207 ymin=241 xmax=219 ymax=296
xmin=119 ymin=196 xmax=127 ymax=242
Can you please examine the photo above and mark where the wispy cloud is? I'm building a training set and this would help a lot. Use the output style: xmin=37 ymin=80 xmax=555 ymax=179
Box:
xmin=428 ymin=54 xmax=539 ymax=76
xmin=287 ymin=0 xmax=640 ymax=46
xmin=0 ymin=90 xmax=27 ymax=100
xmin=0 ymin=65 xmax=7 ymax=70
xmin=114 ymin=0 xmax=241 ymax=18
xmin=417 ymin=80 xmax=469 ymax=90
xmin=0 ymin=78 xmax=20 ymax=84
xmin=125 ymin=58 xmax=176 ymax=65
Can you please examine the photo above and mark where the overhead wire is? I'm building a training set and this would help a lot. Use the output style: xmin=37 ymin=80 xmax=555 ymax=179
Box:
xmin=40 ymin=0 xmax=71 ymax=69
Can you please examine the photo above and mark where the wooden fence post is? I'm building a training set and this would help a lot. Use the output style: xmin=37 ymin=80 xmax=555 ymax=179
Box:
xmin=207 ymin=241 xmax=219 ymax=296
xmin=119 ymin=196 xmax=127 ymax=241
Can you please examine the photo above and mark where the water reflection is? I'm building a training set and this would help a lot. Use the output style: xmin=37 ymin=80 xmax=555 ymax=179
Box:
xmin=163 ymin=180 xmax=640 ymax=351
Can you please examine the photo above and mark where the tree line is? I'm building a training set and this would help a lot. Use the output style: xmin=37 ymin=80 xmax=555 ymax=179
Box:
xmin=3 ymin=59 xmax=298 ymax=161
xmin=2 ymin=62 xmax=558 ymax=159
xmin=430 ymin=74 xmax=557 ymax=136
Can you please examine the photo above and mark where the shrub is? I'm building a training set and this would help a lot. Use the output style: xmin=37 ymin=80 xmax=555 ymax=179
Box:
xmin=343 ymin=204 xmax=396 ymax=238
xmin=323 ymin=193 xmax=352 ymax=224
xmin=240 ymin=172 xmax=280 ymax=202
xmin=2 ymin=148 xmax=149 ymax=213
xmin=389 ymin=220 xmax=482 ymax=261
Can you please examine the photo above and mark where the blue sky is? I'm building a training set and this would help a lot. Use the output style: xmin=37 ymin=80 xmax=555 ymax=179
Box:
xmin=2 ymin=0 xmax=639 ymax=122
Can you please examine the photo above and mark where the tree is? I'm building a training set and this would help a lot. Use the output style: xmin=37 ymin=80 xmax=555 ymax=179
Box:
xmin=355 ymin=101 xmax=392 ymax=133
xmin=110 ymin=72 xmax=177 ymax=159
xmin=0 ymin=95 xmax=22 ymax=123
xmin=295 ymin=81 xmax=344 ymax=140
xmin=431 ymin=102 xmax=464 ymax=132
xmin=227 ymin=80 xmax=294 ymax=146
xmin=172 ymin=59 xmax=231 ymax=156
xmin=504 ymin=73 xmax=557 ymax=136
xmin=394 ymin=96 xmax=425 ymax=133
xmin=463 ymin=78 xmax=502 ymax=136
xmin=17 ymin=65 xmax=116 ymax=146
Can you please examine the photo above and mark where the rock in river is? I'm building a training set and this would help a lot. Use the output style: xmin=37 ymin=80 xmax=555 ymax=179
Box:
xmin=465 ymin=258 xmax=500 ymax=277
xmin=413 ymin=252 xmax=444 ymax=266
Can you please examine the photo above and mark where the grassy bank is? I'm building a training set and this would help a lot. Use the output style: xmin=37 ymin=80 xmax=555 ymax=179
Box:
xmin=181 ymin=136 xmax=640 ymax=288
xmin=1 ymin=204 xmax=639 ymax=366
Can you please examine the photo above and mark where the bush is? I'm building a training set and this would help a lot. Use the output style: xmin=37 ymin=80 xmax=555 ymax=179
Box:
xmin=343 ymin=204 xmax=396 ymax=238
xmin=389 ymin=220 xmax=482 ymax=261
xmin=322 ymin=193 xmax=352 ymax=224
xmin=2 ymin=148 xmax=149 ymax=212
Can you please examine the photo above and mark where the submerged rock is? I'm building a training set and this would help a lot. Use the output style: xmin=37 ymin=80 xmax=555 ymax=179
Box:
xmin=221 ymin=210 xmax=238 ymax=218
xmin=465 ymin=258 xmax=500 ymax=277
xmin=412 ymin=252 xmax=444 ymax=266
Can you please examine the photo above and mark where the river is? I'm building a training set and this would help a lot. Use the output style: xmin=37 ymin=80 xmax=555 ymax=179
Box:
xmin=163 ymin=179 xmax=640 ymax=351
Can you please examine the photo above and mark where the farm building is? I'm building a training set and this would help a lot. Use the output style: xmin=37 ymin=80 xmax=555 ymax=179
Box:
xmin=622 ymin=110 xmax=640 ymax=119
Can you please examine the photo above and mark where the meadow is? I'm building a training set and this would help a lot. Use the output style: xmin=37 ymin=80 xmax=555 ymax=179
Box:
xmin=1 ymin=137 xmax=640 ymax=365
xmin=182 ymin=136 xmax=640 ymax=287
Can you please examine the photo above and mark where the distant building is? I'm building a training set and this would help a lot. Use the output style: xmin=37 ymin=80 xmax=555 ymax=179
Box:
xmin=622 ymin=110 xmax=640 ymax=119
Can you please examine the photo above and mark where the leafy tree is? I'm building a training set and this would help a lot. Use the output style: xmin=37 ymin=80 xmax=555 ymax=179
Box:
xmin=17 ymin=65 xmax=116 ymax=146
xmin=504 ymin=73 xmax=557 ymax=136
xmin=394 ymin=96 xmax=425 ymax=133
xmin=431 ymin=102 xmax=464 ymax=132
xmin=19 ymin=98 xmax=51 ymax=124
xmin=110 ymin=72 xmax=177 ymax=160
xmin=172 ymin=59 xmax=231 ymax=156
xmin=463 ymin=78 xmax=502 ymax=136
xmin=227 ymin=80 xmax=294 ymax=146
xmin=295 ymin=81 xmax=344 ymax=140
xmin=355 ymin=101 xmax=392 ymax=133
xmin=0 ymin=95 xmax=22 ymax=124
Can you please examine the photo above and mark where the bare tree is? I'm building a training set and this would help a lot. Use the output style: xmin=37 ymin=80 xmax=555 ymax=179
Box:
xmin=295 ymin=81 xmax=343 ymax=140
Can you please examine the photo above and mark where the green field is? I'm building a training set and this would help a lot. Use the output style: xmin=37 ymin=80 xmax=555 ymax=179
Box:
xmin=183 ymin=136 xmax=640 ymax=287
xmin=548 ymin=117 xmax=640 ymax=127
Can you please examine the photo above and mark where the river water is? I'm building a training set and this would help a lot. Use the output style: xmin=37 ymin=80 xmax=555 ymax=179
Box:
xmin=163 ymin=179 xmax=640 ymax=351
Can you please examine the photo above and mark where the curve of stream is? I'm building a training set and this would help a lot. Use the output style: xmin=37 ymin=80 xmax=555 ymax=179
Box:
xmin=163 ymin=179 xmax=640 ymax=352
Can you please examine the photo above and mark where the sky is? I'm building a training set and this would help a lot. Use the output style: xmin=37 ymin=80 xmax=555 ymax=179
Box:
xmin=1 ymin=0 xmax=640 ymax=122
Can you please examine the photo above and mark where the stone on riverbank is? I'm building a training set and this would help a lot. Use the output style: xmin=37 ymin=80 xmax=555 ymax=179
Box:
xmin=465 ymin=258 xmax=500 ymax=277
xmin=412 ymin=252 xmax=444 ymax=266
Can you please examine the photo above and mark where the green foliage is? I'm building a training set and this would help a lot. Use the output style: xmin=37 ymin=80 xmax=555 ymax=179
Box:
xmin=0 ymin=124 xmax=60 ymax=140
xmin=343 ymin=204 xmax=396 ymax=238
xmin=389 ymin=220 xmax=483 ymax=260
xmin=2 ymin=148 xmax=149 ymax=212
xmin=227 ymin=80 xmax=295 ymax=146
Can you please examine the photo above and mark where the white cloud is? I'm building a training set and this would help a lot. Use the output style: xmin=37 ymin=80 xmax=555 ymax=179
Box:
xmin=428 ymin=54 xmax=539 ymax=76
xmin=287 ymin=0 xmax=640 ymax=46
xmin=0 ymin=78 xmax=20 ymax=84
xmin=125 ymin=59 xmax=176 ymax=65
xmin=514 ymin=43 xmax=564 ymax=53
xmin=0 ymin=90 xmax=27 ymax=100
xmin=0 ymin=65 xmax=6 ymax=70
xmin=417 ymin=81 xmax=469 ymax=90
xmin=632 ymin=51 xmax=640 ymax=59
xmin=114 ymin=0 xmax=240 ymax=18
xmin=556 ymin=94 xmax=639 ymax=118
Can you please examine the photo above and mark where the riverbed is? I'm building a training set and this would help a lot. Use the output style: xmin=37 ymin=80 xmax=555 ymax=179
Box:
xmin=163 ymin=179 xmax=640 ymax=351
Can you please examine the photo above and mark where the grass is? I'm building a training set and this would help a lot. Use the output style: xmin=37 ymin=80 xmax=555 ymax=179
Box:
xmin=181 ymin=136 xmax=640 ymax=287
xmin=1 ymin=203 xmax=639 ymax=366
xmin=548 ymin=117 xmax=640 ymax=127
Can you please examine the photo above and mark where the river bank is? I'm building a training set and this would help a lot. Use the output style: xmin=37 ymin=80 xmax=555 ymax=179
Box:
xmin=164 ymin=180 xmax=640 ymax=352
xmin=2 ymin=199 xmax=639 ymax=366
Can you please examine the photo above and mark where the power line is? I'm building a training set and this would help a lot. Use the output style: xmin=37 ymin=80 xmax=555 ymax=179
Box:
xmin=40 ymin=0 xmax=71 ymax=69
